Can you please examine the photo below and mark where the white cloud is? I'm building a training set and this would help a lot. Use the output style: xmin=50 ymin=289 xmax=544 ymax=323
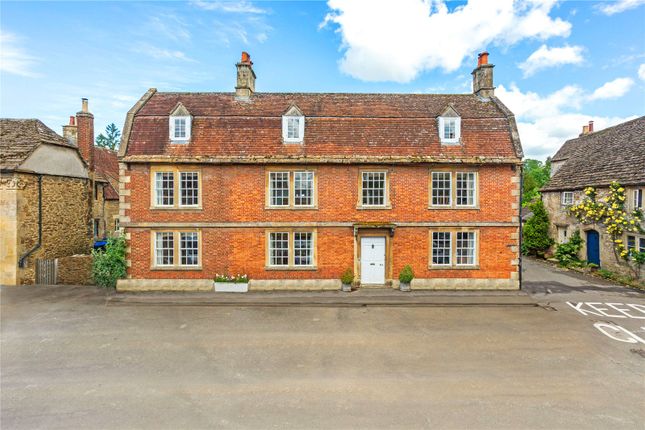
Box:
xmin=0 ymin=30 xmax=40 ymax=77
xmin=497 ymin=83 xmax=636 ymax=159
xmin=588 ymin=77 xmax=634 ymax=100
xmin=322 ymin=0 xmax=572 ymax=83
xmin=132 ymin=43 xmax=196 ymax=62
xmin=191 ymin=0 xmax=267 ymax=14
xmin=597 ymin=0 xmax=645 ymax=15
xmin=518 ymin=44 xmax=584 ymax=77
xmin=638 ymin=64 xmax=645 ymax=81
xmin=146 ymin=14 xmax=191 ymax=42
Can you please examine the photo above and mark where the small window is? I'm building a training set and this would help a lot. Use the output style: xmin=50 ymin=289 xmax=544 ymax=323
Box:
xmin=114 ymin=218 xmax=120 ymax=232
xmin=155 ymin=172 xmax=175 ymax=207
xmin=431 ymin=232 xmax=452 ymax=266
xmin=169 ymin=116 xmax=191 ymax=143
xmin=180 ymin=232 xmax=199 ymax=266
xmin=294 ymin=171 xmax=314 ymax=207
xmin=93 ymin=219 xmax=101 ymax=238
xmin=456 ymin=231 xmax=476 ymax=266
xmin=180 ymin=172 xmax=199 ymax=207
xmin=640 ymin=237 xmax=645 ymax=253
xmin=431 ymin=172 xmax=452 ymax=206
xmin=269 ymin=172 xmax=290 ymax=207
xmin=269 ymin=232 xmax=290 ymax=266
xmin=438 ymin=116 xmax=461 ymax=144
xmin=634 ymin=189 xmax=643 ymax=210
xmin=155 ymin=232 xmax=174 ymax=266
xmin=282 ymin=115 xmax=305 ymax=143
xmin=561 ymin=191 xmax=573 ymax=206
xmin=361 ymin=171 xmax=387 ymax=207
xmin=627 ymin=235 xmax=636 ymax=253
xmin=456 ymin=172 xmax=476 ymax=207
xmin=293 ymin=232 xmax=313 ymax=266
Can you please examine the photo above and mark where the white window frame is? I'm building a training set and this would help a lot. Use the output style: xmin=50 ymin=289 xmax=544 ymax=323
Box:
xmin=153 ymin=230 xmax=201 ymax=269
xmin=455 ymin=231 xmax=477 ymax=267
xmin=179 ymin=232 xmax=199 ymax=266
xmin=455 ymin=172 xmax=476 ymax=207
xmin=179 ymin=171 xmax=200 ymax=207
xmin=561 ymin=191 xmax=574 ymax=206
xmin=268 ymin=231 xmax=290 ymax=267
xmin=293 ymin=232 xmax=314 ymax=267
xmin=431 ymin=231 xmax=452 ymax=266
xmin=269 ymin=171 xmax=291 ymax=207
xmin=169 ymin=116 xmax=191 ymax=143
xmin=282 ymin=115 xmax=305 ymax=143
xmin=360 ymin=171 xmax=388 ymax=208
xmin=154 ymin=232 xmax=175 ymax=267
xmin=633 ymin=189 xmax=643 ymax=210
xmin=431 ymin=172 xmax=452 ymax=207
xmin=438 ymin=116 xmax=461 ymax=144
xmin=294 ymin=171 xmax=314 ymax=207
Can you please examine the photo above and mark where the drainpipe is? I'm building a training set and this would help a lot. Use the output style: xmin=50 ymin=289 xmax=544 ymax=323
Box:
xmin=19 ymin=174 xmax=43 ymax=268
xmin=518 ymin=163 xmax=523 ymax=290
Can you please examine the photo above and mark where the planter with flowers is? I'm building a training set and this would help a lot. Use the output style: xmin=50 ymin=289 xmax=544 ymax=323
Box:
xmin=398 ymin=265 xmax=414 ymax=292
xmin=214 ymin=273 xmax=249 ymax=292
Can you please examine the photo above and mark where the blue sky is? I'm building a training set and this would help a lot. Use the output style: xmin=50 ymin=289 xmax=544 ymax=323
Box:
xmin=1 ymin=0 xmax=644 ymax=159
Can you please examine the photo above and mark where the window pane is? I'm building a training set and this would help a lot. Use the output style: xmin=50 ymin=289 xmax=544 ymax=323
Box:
xmin=294 ymin=171 xmax=314 ymax=206
xmin=635 ymin=189 xmax=643 ymax=209
xmin=362 ymin=171 xmax=386 ymax=206
xmin=174 ymin=118 xmax=186 ymax=139
xmin=444 ymin=119 xmax=456 ymax=139
xmin=180 ymin=232 xmax=199 ymax=266
xmin=432 ymin=172 xmax=451 ymax=206
xmin=294 ymin=232 xmax=313 ymax=266
xmin=562 ymin=192 xmax=573 ymax=205
xmin=155 ymin=232 xmax=174 ymax=266
xmin=456 ymin=172 xmax=475 ymax=206
xmin=432 ymin=232 xmax=451 ymax=265
xmin=269 ymin=232 xmax=289 ymax=266
xmin=180 ymin=172 xmax=199 ymax=206
xmin=287 ymin=117 xmax=300 ymax=139
xmin=640 ymin=238 xmax=645 ymax=253
xmin=456 ymin=232 xmax=476 ymax=265
xmin=155 ymin=172 xmax=174 ymax=206
xmin=270 ymin=172 xmax=290 ymax=206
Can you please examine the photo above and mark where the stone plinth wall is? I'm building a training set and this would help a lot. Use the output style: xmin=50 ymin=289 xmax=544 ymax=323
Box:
xmin=57 ymin=255 xmax=94 ymax=285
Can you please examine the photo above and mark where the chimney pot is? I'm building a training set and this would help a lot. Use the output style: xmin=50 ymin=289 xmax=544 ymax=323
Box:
xmin=69 ymin=116 xmax=75 ymax=125
xmin=588 ymin=120 xmax=594 ymax=133
xmin=582 ymin=125 xmax=589 ymax=135
xmin=478 ymin=51 xmax=489 ymax=67
xmin=81 ymin=98 xmax=89 ymax=113
xmin=235 ymin=52 xmax=256 ymax=98
xmin=241 ymin=51 xmax=251 ymax=64
xmin=472 ymin=52 xmax=494 ymax=98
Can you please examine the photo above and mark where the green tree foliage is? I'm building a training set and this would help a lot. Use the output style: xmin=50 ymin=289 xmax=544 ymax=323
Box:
xmin=340 ymin=268 xmax=354 ymax=285
xmin=554 ymin=230 xmax=583 ymax=267
xmin=92 ymin=237 xmax=126 ymax=288
xmin=398 ymin=265 xmax=414 ymax=283
xmin=522 ymin=158 xmax=551 ymax=206
xmin=95 ymin=123 xmax=121 ymax=150
xmin=521 ymin=199 xmax=553 ymax=256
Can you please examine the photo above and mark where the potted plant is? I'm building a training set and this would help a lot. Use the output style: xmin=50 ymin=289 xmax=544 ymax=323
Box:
xmin=214 ymin=273 xmax=249 ymax=292
xmin=340 ymin=268 xmax=354 ymax=292
xmin=398 ymin=265 xmax=414 ymax=292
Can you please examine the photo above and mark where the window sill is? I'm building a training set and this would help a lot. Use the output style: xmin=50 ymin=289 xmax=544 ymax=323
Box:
xmin=149 ymin=206 xmax=203 ymax=211
xmin=440 ymin=140 xmax=461 ymax=146
xmin=170 ymin=139 xmax=190 ymax=144
xmin=265 ymin=266 xmax=318 ymax=271
xmin=428 ymin=206 xmax=480 ymax=210
xmin=265 ymin=206 xmax=318 ymax=210
xmin=151 ymin=266 xmax=203 ymax=271
xmin=428 ymin=265 xmax=479 ymax=270
xmin=356 ymin=205 xmax=392 ymax=210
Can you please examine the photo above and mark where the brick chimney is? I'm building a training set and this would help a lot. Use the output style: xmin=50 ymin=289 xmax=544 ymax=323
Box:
xmin=235 ymin=51 xmax=256 ymax=98
xmin=62 ymin=116 xmax=77 ymax=145
xmin=580 ymin=121 xmax=594 ymax=136
xmin=588 ymin=120 xmax=594 ymax=133
xmin=472 ymin=51 xmax=495 ymax=98
xmin=76 ymin=98 xmax=94 ymax=171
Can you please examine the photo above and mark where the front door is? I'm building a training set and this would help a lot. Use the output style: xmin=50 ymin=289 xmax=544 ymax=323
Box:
xmin=361 ymin=236 xmax=386 ymax=284
xmin=586 ymin=230 xmax=600 ymax=266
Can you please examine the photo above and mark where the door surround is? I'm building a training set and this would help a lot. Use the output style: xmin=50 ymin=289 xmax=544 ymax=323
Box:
xmin=354 ymin=226 xmax=394 ymax=286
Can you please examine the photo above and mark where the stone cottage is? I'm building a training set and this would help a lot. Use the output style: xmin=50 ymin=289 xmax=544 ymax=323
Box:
xmin=541 ymin=117 xmax=645 ymax=277
xmin=117 ymin=51 xmax=523 ymax=292
xmin=0 ymin=119 xmax=91 ymax=285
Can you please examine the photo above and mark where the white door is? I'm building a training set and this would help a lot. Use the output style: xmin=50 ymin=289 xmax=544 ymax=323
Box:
xmin=361 ymin=237 xmax=386 ymax=284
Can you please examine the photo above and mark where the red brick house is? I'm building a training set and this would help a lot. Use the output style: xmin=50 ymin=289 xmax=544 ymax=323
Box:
xmin=117 ymin=52 xmax=523 ymax=291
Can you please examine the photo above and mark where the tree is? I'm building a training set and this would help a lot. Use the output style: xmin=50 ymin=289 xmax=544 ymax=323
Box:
xmin=92 ymin=236 xmax=126 ymax=288
xmin=522 ymin=158 xmax=551 ymax=206
xmin=522 ymin=199 xmax=553 ymax=256
xmin=95 ymin=123 xmax=121 ymax=151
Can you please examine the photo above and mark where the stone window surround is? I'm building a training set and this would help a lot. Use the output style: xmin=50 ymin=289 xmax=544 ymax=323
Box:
xmin=561 ymin=191 xmax=574 ymax=206
xmin=282 ymin=115 xmax=305 ymax=143
xmin=169 ymin=116 xmax=191 ymax=143
xmin=265 ymin=228 xmax=317 ymax=270
xmin=428 ymin=168 xmax=479 ymax=209
xmin=438 ymin=116 xmax=461 ymax=145
xmin=428 ymin=227 xmax=480 ymax=270
xmin=264 ymin=168 xmax=318 ymax=210
xmin=150 ymin=229 xmax=202 ymax=270
xmin=357 ymin=168 xmax=391 ymax=210
xmin=149 ymin=165 xmax=202 ymax=210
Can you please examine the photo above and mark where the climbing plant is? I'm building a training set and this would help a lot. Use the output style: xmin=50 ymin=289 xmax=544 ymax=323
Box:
xmin=568 ymin=182 xmax=644 ymax=277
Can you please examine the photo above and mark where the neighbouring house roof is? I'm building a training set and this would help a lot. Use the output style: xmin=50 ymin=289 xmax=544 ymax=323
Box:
xmin=542 ymin=116 xmax=645 ymax=192
xmin=0 ymin=119 xmax=75 ymax=171
xmin=120 ymin=91 xmax=523 ymax=163
xmin=94 ymin=147 xmax=119 ymax=200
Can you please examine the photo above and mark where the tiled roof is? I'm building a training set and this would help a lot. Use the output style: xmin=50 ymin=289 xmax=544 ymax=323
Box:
xmin=123 ymin=92 xmax=522 ymax=161
xmin=0 ymin=119 xmax=73 ymax=170
xmin=542 ymin=116 xmax=645 ymax=191
xmin=94 ymin=147 xmax=119 ymax=200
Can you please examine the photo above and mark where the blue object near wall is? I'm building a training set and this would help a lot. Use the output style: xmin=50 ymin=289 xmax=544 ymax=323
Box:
xmin=586 ymin=230 xmax=600 ymax=266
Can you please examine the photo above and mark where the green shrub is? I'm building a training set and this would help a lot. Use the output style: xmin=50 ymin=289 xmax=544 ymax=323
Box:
xmin=555 ymin=230 xmax=583 ymax=267
xmin=521 ymin=199 xmax=553 ymax=256
xmin=92 ymin=236 xmax=126 ymax=288
xmin=340 ymin=268 xmax=354 ymax=285
xmin=399 ymin=265 xmax=414 ymax=284
xmin=597 ymin=269 xmax=614 ymax=280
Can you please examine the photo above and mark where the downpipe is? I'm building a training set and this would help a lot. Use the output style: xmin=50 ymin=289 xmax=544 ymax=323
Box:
xmin=518 ymin=163 xmax=523 ymax=290
xmin=18 ymin=174 xmax=43 ymax=268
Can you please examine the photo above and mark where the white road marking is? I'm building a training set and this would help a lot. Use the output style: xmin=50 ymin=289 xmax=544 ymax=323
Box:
xmin=593 ymin=323 xmax=645 ymax=344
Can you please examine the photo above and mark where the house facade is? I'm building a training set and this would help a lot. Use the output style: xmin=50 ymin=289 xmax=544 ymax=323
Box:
xmin=117 ymin=52 xmax=523 ymax=292
xmin=542 ymin=117 xmax=645 ymax=278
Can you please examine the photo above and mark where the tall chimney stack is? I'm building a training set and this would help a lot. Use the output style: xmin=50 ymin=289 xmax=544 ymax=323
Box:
xmin=76 ymin=98 xmax=94 ymax=171
xmin=472 ymin=51 xmax=495 ymax=98
xmin=62 ymin=116 xmax=78 ymax=145
xmin=235 ymin=51 xmax=256 ymax=98
xmin=588 ymin=120 xmax=594 ymax=133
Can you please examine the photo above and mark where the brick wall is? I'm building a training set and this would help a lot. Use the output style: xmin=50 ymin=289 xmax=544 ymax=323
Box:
xmin=123 ymin=163 xmax=520 ymax=285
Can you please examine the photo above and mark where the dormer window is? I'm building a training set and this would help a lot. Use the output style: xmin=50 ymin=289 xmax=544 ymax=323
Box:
xmin=438 ymin=106 xmax=461 ymax=145
xmin=282 ymin=104 xmax=305 ymax=143
xmin=169 ymin=102 xmax=192 ymax=144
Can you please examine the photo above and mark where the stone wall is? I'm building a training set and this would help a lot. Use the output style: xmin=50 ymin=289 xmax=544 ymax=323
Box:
xmin=17 ymin=173 xmax=92 ymax=284
xmin=57 ymin=255 xmax=94 ymax=285
xmin=0 ymin=174 xmax=21 ymax=285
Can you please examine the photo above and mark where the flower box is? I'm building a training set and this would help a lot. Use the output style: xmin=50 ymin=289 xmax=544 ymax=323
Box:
xmin=214 ymin=282 xmax=249 ymax=293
